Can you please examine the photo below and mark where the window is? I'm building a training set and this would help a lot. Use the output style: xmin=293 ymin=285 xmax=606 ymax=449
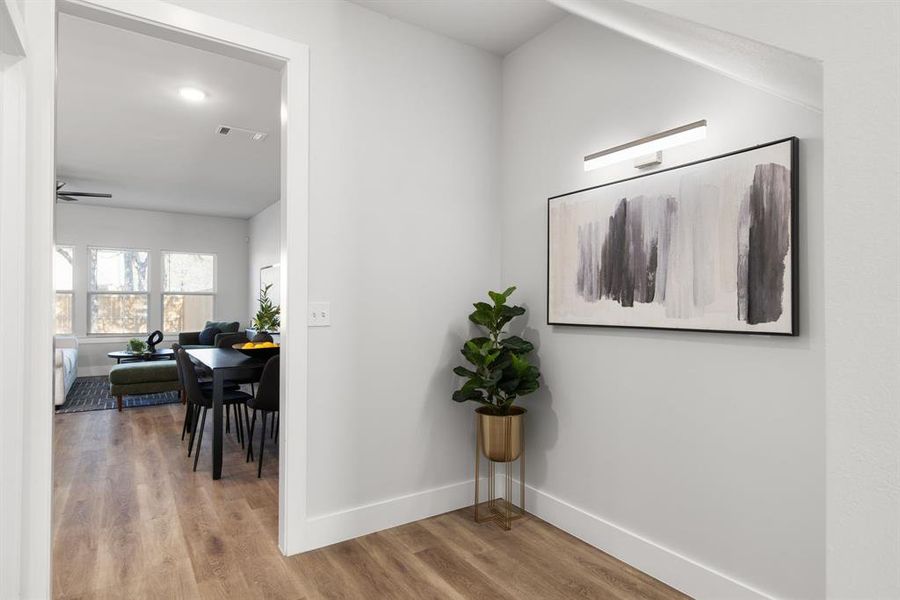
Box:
xmin=162 ymin=252 xmax=215 ymax=333
xmin=54 ymin=246 xmax=74 ymax=334
xmin=88 ymin=247 xmax=150 ymax=335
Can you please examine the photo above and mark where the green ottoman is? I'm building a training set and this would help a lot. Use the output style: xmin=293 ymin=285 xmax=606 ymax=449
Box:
xmin=109 ymin=361 xmax=181 ymax=411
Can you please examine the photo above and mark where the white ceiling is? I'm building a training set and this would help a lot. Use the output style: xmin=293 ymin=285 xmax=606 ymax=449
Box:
xmin=56 ymin=13 xmax=281 ymax=219
xmin=350 ymin=0 xmax=567 ymax=56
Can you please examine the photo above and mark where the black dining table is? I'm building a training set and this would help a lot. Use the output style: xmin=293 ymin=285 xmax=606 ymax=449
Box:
xmin=185 ymin=347 xmax=266 ymax=479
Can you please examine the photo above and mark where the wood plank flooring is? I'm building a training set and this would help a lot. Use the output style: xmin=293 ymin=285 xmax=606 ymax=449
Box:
xmin=53 ymin=403 xmax=690 ymax=599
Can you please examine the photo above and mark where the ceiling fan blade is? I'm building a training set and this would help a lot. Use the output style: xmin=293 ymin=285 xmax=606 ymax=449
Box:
xmin=57 ymin=194 xmax=80 ymax=202
xmin=59 ymin=191 xmax=112 ymax=198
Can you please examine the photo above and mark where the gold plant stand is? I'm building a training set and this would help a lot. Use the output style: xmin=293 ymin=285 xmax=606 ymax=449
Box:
xmin=473 ymin=407 xmax=525 ymax=530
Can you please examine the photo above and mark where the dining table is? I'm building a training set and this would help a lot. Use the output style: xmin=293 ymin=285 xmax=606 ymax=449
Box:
xmin=185 ymin=347 xmax=266 ymax=479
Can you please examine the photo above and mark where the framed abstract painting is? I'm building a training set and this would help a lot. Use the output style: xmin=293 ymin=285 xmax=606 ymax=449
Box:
xmin=548 ymin=137 xmax=798 ymax=335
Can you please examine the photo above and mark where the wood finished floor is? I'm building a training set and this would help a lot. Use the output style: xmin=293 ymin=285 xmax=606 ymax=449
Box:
xmin=53 ymin=403 xmax=690 ymax=599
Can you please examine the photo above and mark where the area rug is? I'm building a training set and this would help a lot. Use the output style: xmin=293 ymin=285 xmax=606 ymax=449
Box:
xmin=57 ymin=376 xmax=181 ymax=414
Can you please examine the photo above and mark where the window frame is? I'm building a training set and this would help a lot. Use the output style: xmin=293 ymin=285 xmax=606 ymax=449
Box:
xmin=160 ymin=250 xmax=217 ymax=334
xmin=54 ymin=245 xmax=75 ymax=335
xmin=86 ymin=245 xmax=151 ymax=336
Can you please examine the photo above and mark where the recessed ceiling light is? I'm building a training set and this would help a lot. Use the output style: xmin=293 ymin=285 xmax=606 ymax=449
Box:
xmin=179 ymin=87 xmax=207 ymax=102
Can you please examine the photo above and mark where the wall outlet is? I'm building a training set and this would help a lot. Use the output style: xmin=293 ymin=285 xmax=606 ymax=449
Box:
xmin=308 ymin=302 xmax=331 ymax=326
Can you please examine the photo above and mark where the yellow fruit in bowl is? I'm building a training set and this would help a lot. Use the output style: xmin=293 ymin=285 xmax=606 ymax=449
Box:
xmin=242 ymin=342 xmax=254 ymax=349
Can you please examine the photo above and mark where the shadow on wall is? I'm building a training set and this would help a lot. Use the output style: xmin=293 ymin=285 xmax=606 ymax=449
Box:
xmin=419 ymin=327 xmax=478 ymax=485
xmin=509 ymin=306 xmax=558 ymax=488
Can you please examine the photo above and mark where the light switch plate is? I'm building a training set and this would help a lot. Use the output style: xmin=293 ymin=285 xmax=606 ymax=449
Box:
xmin=308 ymin=301 xmax=331 ymax=326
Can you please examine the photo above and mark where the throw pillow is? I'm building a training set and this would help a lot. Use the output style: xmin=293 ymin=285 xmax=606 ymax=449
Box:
xmin=198 ymin=327 xmax=221 ymax=346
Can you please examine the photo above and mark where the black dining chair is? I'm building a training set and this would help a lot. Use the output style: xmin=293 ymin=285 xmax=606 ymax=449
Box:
xmin=214 ymin=332 xmax=260 ymax=397
xmin=172 ymin=343 xmax=242 ymax=446
xmin=244 ymin=355 xmax=279 ymax=478
xmin=174 ymin=346 xmax=253 ymax=471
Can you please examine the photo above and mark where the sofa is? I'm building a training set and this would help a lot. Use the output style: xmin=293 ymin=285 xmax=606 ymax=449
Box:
xmin=54 ymin=336 xmax=79 ymax=406
xmin=177 ymin=321 xmax=241 ymax=349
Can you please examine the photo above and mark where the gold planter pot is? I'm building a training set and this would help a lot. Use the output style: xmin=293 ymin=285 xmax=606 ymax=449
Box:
xmin=474 ymin=406 xmax=526 ymax=530
xmin=477 ymin=406 xmax=525 ymax=462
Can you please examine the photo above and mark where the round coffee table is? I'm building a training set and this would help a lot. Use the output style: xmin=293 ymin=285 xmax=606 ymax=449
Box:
xmin=107 ymin=348 xmax=175 ymax=364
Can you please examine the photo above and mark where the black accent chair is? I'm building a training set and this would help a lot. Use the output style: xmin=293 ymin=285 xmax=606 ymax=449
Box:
xmin=174 ymin=346 xmax=252 ymax=472
xmin=245 ymin=355 xmax=279 ymax=478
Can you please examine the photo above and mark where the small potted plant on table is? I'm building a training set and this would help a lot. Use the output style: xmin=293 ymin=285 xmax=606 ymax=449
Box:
xmin=127 ymin=338 xmax=148 ymax=356
xmin=250 ymin=284 xmax=281 ymax=343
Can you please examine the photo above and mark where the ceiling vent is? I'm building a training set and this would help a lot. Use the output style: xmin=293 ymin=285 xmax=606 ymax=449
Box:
xmin=216 ymin=124 xmax=268 ymax=142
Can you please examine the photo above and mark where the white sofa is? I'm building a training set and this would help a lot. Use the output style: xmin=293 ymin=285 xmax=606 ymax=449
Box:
xmin=54 ymin=336 xmax=79 ymax=406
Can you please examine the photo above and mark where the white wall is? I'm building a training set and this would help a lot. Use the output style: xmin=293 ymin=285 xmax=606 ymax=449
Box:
xmin=248 ymin=200 xmax=279 ymax=318
xmin=166 ymin=0 xmax=502 ymax=526
xmin=599 ymin=4 xmax=900 ymax=597
xmin=501 ymin=16 xmax=823 ymax=599
xmin=55 ymin=203 xmax=250 ymax=375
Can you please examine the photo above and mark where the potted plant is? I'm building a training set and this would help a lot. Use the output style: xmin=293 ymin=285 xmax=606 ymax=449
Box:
xmin=127 ymin=338 xmax=148 ymax=355
xmin=452 ymin=286 xmax=541 ymax=462
xmin=250 ymin=284 xmax=281 ymax=343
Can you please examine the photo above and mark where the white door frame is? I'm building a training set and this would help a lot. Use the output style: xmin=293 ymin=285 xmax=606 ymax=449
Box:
xmin=16 ymin=1 xmax=310 ymax=596
xmin=0 ymin=2 xmax=30 ymax=598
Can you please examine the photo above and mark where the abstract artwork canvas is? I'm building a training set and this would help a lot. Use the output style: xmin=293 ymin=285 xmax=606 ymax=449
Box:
xmin=548 ymin=137 xmax=798 ymax=335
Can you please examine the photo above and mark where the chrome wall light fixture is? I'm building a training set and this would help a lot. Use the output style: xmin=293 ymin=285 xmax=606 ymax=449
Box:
xmin=584 ymin=119 xmax=707 ymax=171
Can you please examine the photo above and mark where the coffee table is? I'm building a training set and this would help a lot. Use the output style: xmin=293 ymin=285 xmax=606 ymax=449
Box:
xmin=107 ymin=348 xmax=175 ymax=364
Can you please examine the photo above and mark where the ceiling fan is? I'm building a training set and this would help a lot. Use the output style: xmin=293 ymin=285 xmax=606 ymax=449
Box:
xmin=56 ymin=181 xmax=112 ymax=202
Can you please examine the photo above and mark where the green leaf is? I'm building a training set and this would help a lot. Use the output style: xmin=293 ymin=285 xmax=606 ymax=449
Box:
xmin=488 ymin=290 xmax=505 ymax=305
xmin=509 ymin=353 xmax=530 ymax=377
xmin=453 ymin=366 xmax=477 ymax=378
xmin=501 ymin=336 xmax=534 ymax=354
xmin=501 ymin=286 xmax=517 ymax=298
xmin=516 ymin=378 xmax=540 ymax=395
xmin=502 ymin=305 xmax=526 ymax=318
xmin=453 ymin=388 xmax=485 ymax=403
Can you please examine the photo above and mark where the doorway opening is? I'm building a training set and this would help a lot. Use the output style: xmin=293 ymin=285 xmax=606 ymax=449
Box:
xmin=47 ymin=1 xmax=309 ymax=596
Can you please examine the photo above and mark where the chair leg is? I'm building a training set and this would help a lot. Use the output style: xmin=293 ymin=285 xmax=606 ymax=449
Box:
xmin=188 ymin=404 xmax=201 ymax=457
xmin=193 ymin=407 xmax=208 ymax=472
xmin=181 ymin=402 xmax=192 ymax=440
xmin=270 ymin=412 xmax=276 ymax=439
xmin=258 ymin=411 xmax=267 ymax=478
xmin=246 ymin=409 xmax=256 ymax=463
xmin=275 ymin=411 xmax=279 ymax=443
xmin=244 ymin=404 xmax=254 ymax=462
xmin=116 ymin=395 xmax=123 ymax=412
xmin=226 ymin=404 xmax=231 ymax=434
xmin=235 ymin=403 xmax=244 ymax=448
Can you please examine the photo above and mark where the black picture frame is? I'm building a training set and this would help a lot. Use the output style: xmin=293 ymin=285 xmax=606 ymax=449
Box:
xmin=547 ymin=136 xmax=799 ymax=336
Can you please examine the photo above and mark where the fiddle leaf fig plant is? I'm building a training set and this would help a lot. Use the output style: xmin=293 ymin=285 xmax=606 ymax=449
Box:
xmin=452 ymin=286 xmax=541 ymax=415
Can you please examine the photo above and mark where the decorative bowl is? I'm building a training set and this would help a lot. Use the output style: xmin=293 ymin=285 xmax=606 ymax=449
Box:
xmin=232 ymin=343 xmax=280 ymax=361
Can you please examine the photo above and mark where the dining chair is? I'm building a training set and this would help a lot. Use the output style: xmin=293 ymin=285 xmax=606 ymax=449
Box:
xmin=244 ymin=354 xmax=279 ymax=478
xmin=173 ymin=343 xmax=245 ymax=447
xmin=215 ymin=332 xmax=259 ymax=396
xmin=173 ymin=344 xmax=242 ymax=444
xmin=174 ymin=346 xmax=252 ymax=471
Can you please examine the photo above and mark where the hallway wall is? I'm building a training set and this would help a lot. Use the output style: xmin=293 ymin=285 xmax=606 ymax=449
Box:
xmin=500 ymin=15 xmax=823 ymax=599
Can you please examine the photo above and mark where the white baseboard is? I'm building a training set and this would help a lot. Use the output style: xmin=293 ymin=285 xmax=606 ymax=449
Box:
xmin=518 ymin=481 xmax=776 ymax=600
xmin=287 ymin=474 xmax=774 ymax=599
xmin=77 ymin=365 xmax=110 ymax=378
xmin=299 ymin=477 xmax=482 ymax=552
